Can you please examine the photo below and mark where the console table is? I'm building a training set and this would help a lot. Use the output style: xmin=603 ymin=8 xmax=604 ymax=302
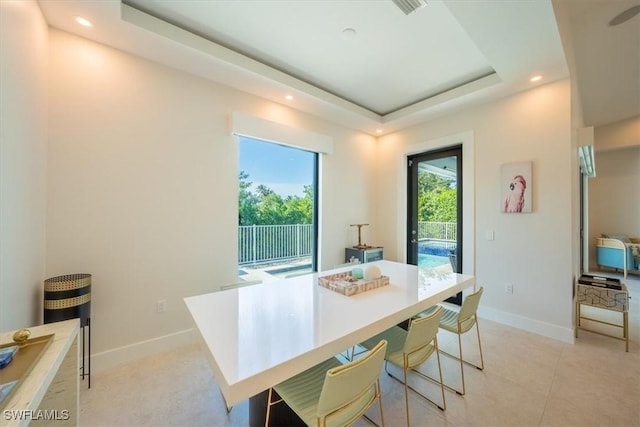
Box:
xmin=575 ymin=276 xmax=629 ymax=351
xmin=0 ymin=319 xmax=79 ymax=426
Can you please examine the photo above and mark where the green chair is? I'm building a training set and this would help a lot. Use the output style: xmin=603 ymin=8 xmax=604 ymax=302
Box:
xmin=266 ymin=339 xmax=388 ymax=427
xmin=360 ymin=306 xmax=445 ymax=426
xmin=420 ymin=286 xmax=484 ymax=396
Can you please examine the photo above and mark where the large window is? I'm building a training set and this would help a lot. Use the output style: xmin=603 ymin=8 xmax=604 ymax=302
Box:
xmin=238 ymin=136 xmax=318 ymax=280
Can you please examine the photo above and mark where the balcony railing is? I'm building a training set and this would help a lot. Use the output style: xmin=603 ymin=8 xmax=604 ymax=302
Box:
xmin=239 ymin=224 xmax=313 ymax=265
xmin=238 ymin=222 xmax=457 ymax=266
xmin=417 ymin=221 xmax=457 ymax=241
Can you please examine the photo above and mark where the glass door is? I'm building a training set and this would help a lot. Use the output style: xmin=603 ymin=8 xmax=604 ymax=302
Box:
xmin=407 ymin=146 xmax=462 ymax=304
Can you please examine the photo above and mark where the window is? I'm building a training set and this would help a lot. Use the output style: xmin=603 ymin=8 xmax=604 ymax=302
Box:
xmin=237 ymin=136 xmax=318 ymax=280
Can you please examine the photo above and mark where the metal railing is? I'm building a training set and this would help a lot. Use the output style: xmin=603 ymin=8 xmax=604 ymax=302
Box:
xmin=417 ymin=221 xmax=457 ymax=241
xmin=238 ymin=222 xmax=457 ymax=266
xmin=239 ymin=224 xmax=313 ymax=265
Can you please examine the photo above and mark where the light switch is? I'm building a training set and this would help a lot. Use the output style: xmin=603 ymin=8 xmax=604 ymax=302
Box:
xmin=485 ymin=230 xmax=495 ymax=241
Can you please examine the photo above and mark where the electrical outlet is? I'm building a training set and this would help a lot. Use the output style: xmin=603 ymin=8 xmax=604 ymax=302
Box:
xmin=505 ymin=283 xmax=513 ymax=294
xmin=157 ymin=299 xmax=167 ymax=313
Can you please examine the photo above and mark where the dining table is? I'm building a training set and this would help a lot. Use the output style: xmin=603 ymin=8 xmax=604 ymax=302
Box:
xmin=184 ymin=260 xmax=475 ymax=425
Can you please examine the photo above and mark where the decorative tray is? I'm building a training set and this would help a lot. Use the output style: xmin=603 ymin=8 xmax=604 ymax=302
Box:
xmin=318 ymin=272 xmax=389 ymax=296
xmin=0 ymin=334 xmax=54 ymax=409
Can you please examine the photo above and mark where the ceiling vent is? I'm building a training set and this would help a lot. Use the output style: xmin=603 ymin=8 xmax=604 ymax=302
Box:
xmin=392 ymin=0 xmax=428 ymax=15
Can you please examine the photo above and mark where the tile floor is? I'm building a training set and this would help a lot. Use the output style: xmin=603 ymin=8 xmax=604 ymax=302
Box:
xmin=80 ymin=274 xmax=640 ymax=427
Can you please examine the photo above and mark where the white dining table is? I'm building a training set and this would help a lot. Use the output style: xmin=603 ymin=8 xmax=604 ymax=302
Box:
xmin=184 ymin=260 xmax=475 ymax=411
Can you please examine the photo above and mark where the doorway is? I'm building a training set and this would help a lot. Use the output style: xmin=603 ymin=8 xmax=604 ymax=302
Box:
xmin=407 ymin=145 xmax=463 ymax=304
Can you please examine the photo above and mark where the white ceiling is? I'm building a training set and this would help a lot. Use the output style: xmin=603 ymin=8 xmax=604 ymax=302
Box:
xmin=560 ymin=0 xmax=640 ymax=127
xmin=38 ymin=0 xmax=639 ymax=135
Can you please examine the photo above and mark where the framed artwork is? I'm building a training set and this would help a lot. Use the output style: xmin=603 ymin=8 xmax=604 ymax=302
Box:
xmin=501 ymin=161 xmax=532 ymax=213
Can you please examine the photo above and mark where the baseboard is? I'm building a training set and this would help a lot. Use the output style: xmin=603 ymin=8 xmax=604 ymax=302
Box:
xmin=478 ymin=306 xmax=575 ymax=344
xmin=87 ymin=328 xmax=197 ymax=373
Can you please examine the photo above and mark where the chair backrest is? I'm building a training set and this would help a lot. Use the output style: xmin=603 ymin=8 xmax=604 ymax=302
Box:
xmin=219 ymin=280 xmax=261 ymax=291
xmin=404 ymin=306 xmax=442 ymax=368
xmin=316 ymin=339 xmax=387 ymax=426
xmin=458 ymin=286 xmax=483 ymax=332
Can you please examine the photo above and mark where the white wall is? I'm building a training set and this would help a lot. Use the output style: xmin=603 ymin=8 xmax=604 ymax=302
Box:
xmin=376 ymin=80 xmax=575 ymax=341
xmin=47 ymin=29 xmax=376 ymax=367
xmin=595 ymin=116 xmax=640 ymax=152
xmin=0 ymin=0 xmax=49 ymax=331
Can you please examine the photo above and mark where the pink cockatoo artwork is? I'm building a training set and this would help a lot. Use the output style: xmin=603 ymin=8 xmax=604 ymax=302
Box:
xmin=501 ymin=161 xmax=532 ymax=213
xmin=503 ymin=175 xmax=527 ymax=213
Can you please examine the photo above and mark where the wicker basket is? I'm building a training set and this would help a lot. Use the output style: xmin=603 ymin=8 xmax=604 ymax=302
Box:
xmin=318 ymin=272 xmax=389 ymax=296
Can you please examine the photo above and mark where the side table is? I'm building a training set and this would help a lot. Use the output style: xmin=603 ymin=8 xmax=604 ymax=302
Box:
xmin=575 ymin=275 xmax=629 ymax=352
xmin=345 ymin=247 xmax=383 ymax=264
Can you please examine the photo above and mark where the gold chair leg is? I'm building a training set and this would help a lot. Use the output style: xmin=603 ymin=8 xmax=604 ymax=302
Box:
xmin=378 ymin=379 xmax=385 ymax=427
xmin=437 ymin=319 xmax=484 ymax=395
xmin=265 ymin=388 xmax=272 ymax=427
xmin=435 ymin=337 xmax=447 ymax=411
xmin=220 ymin=392 xmax=232 ymax=413
xmin=475 ymin=318 xmax=485 ymax=370
xmin=385 ymin=361 xmax=446 ymax=412
xmin=457 ymin=328 xmax=466 ymax=395
xmin=265 ymin=388 xmax=284 ymax=427
xmin=360 ymin=380 xmax=385 ymax=427
xmin=403 ymin=368 xmax=410 ymax=427
xmin=624 ymin=311 xmax=629 ymax=352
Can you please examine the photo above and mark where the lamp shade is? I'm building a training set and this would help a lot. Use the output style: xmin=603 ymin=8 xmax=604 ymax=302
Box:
xmin=44 ymin=274 xmax=91 ymax=327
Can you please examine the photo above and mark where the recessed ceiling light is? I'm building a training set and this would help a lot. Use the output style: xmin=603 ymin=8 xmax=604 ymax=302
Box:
xmin=376 ymin=129 xmax=383 ymax=134
xmin=74 ymin=16 xmax=93 ymax=27
xmin=284 ymin=95 xmax=294 ymax=101
xmin=530 ymin=75 xmax=543 ymax=82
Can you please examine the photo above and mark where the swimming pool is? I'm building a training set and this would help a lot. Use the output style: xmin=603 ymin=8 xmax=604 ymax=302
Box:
xmin=418 ymin=239 xmax=456 ymax=257
xmin=418 ymin=253 xmax=449 ymax=269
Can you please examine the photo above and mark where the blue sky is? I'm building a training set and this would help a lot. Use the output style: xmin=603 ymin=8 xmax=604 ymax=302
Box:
xmin=239 ymin=136 xmax=315 ymax=197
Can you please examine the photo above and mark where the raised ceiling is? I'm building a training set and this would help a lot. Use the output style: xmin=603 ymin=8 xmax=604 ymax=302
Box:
xmin=37 ymin=0 xmax=639 ymax=134
xmin=125 ymin=0 xmax=497 ymax=117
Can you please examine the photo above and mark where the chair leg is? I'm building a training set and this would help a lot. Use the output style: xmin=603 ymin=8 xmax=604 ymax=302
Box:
xmin=457 ymin=328 xmax=466 ymax=395
xmin=475 ymin=318 xmax=485 ymax=370
xmin=385 ymin=361 xmax=446 ymax=412
xmin=361 ymin=380 xmax=385 ymax=427
xmin=438 ymin=319 xmax=485 ymax=395
xmin=220 ymin=391 xmax=232 ymax=413
xmin=404 ymin=368 xmax=410 ymax=427
xmin=434 ymin=337 xmax=447 ymax=411
xmin=377 ymin=379 xmax=385 ymax=427
xmin=265 ymin=388 xmax=283 ymax=427
xmin=265 ymin=388 xmax=273 ymax=427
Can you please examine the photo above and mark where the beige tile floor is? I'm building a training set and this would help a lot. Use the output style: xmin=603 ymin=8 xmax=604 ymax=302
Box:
xmin=80 ymin=275 xmax=640 ymax=427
